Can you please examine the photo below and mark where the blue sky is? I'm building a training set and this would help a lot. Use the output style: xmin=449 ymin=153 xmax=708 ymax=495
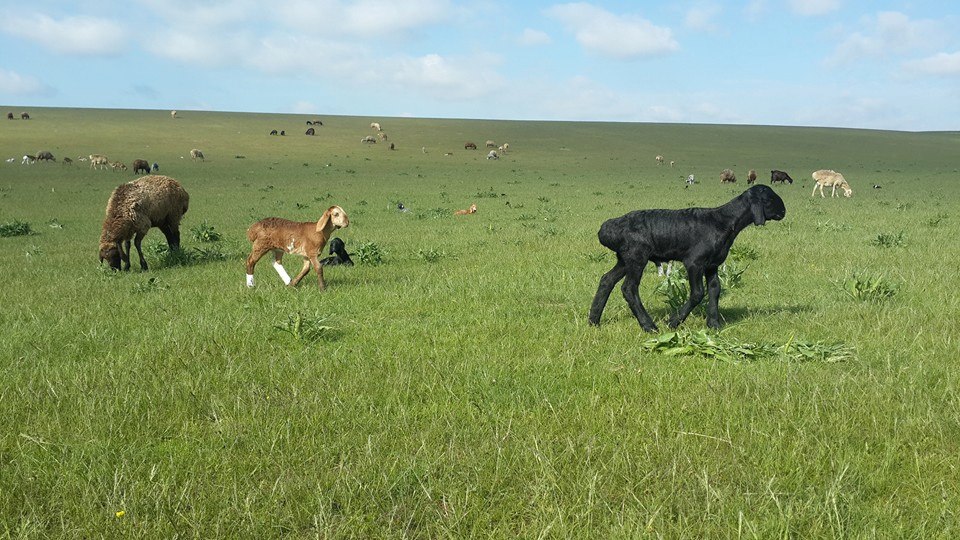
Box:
xmin=1 ymin=1 xmax=958 ymax=131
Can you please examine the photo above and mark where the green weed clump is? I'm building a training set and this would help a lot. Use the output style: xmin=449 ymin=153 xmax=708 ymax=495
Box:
xmin=190 ymin=220 xmax=222 ymax=242
xmin=642 ymin=329 xmax=855 ymax=363
xmin=416 ymin=247 xmax=445 ymax=263
xmin=871 ymin=231 xmax=906 ymax=248
xmin=840 ymin=271 xmax=899 ymax=302
xmin=0 ymin=219 xmax=33 ymax=237
xmin=274 ymin=311 xmax=337 ymax=343
xmin=354 ymin=241 xmax=385 ymax=265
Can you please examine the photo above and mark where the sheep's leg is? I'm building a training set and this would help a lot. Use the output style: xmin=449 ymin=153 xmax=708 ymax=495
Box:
xmin=133 ymin=232 xmax=148 ymax=271
xmin=588 ymin=260 xmax=627 ymax=326
xmin=669 ymin=266 xmax=705 ymax=328
xmin=290 ymin=258 xmax=312 ymax=287
xmin=621 ymin=266 xmax=658 ymax=332
xmin=704 ymin=266 xmax=722 ymax=329
xmin=271 ymin=250 xmax=291 ymax=285
xmin=121 ymin=239 xmax=132 ymax=271
xmin=245 ymin=244 xmax=273 ymax=287
xmin=311 ymin=256 xmax=326 ymax=289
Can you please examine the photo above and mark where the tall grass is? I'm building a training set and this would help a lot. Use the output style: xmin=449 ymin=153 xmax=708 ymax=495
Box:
xmin=1 ymin=107 xmax=958 ymax=537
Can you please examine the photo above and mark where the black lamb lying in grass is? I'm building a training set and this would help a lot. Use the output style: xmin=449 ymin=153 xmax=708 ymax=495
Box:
xmin=319 ymin=237 xmax=353 ymax=266
xmin=588 ymin=185 xmax=786 ymax=331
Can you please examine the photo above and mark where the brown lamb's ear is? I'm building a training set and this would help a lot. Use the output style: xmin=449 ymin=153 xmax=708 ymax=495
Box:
xmin=316 ymin=210 xmax=331 ymax=233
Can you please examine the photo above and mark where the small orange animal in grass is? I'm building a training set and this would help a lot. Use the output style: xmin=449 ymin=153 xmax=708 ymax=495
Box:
xmin=454 ymin=203 xmax=477 ymax=216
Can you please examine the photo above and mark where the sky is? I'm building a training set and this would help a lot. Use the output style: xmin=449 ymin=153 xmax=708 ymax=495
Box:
xmin=1 ymin=1 xmax=958 ymax=131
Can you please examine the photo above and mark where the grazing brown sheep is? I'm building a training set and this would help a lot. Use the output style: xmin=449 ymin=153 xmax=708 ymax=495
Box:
xmin=99 ymin=175 xmax=190 ymax=271
xmin=245 ymin=206 xmax=350 ymax=289
xmin=747 ymin=169 xmax=757 ymax=184
xmin=720 ymin=169 xmax=737 ymax=183
xmin=464 ymin=142 xmax=478 ymax=150
xmin=132 ymin=159 xmax=150 ymax=174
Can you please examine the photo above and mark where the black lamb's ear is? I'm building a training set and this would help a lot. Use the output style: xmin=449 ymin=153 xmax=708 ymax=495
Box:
xmin=751 ymin=195 xmax=766 ymax=226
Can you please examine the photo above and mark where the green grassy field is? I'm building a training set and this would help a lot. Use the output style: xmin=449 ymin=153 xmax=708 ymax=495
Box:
xmin=1 ymin=107 xmax=958 ymax=537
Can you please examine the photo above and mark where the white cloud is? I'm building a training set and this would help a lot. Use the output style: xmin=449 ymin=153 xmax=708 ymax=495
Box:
xmin=744 ymin=0 xmax=767 ymax=21
xmin=0 ymin=68 xmax=52 ymax=96
xmin=827 ymin=11 xmax=945 ymax=66
xmin=389 ymin=53 xmax=505 ymax=100
xmin=270 ymin=0 xmax=453 ymax=37
xmin=135 ymin=0 xmax=258 ymax=27
xmin=144 ymin=29 xmax=251 ymax=67
xmin=0 ymin=13 xmax=128 ymax=56
xmin=788 ymin=0 xmax=841 ymax=17
xmin=685 ymin=4 xmax=722 ymax=33
xmin=905 ymin=51 xmax=960 ymax=76
xmin=518 ymin=28 xmax=551 ymax=46
xmin=546 ymin=3 xmax=678 ymax=60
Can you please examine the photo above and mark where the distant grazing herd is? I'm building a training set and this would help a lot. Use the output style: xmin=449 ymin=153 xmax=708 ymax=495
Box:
xmin=7 ymin=109 xmax=867 ymax=331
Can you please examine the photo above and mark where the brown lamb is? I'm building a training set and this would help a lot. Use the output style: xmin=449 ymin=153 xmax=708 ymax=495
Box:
xmin=245 ymin=206 xmax=349 ymax=289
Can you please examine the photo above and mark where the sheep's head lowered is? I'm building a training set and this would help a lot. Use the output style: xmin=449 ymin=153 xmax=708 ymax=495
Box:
xmin=99 ymin=242 xmax=123 ymax=270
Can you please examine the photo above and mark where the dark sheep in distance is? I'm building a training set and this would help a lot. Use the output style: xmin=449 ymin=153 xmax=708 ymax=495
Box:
xmin=319 ymin=238 xmax=354 ymax=266
xmin=132 ymin=159 xmax=150 ymax=174
xmin=152 ymin=163 xmax=160 ymax=172
xmin=464 ymin=142 xmax=478 ymax=150
xmin=35 ymin=151 xmax=55 ymax=162
xmin=270 ymin=129 xmax=278 ymax=135
xmin=21 ymin=112 xmax=30 ymax=120
xmin=305 ymin=127 xmax=315 ymax=136
xmin=770 ymin=170 xmax=794 ymax=184
xmin=6 ymin=112 xmax=13 ymax=120
xmin=588 ymin=185 xmax=786 ymax=331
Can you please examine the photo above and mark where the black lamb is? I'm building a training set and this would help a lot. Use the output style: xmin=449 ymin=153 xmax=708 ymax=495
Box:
xmin=319 ymin=237 xmax=354 ymax=266
xmin=588 ymin=185 xmax=786 ymax=331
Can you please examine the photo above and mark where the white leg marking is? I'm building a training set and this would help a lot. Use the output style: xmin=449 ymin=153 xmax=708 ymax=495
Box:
xmin=273 ymin=261 xmax=291 ymax=285
xmin=246 ymin=274 xmax=255 ymax=288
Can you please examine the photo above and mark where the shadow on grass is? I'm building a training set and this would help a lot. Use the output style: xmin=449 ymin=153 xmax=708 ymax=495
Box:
xmin=597 ymin=303 xmax=812 ymax=328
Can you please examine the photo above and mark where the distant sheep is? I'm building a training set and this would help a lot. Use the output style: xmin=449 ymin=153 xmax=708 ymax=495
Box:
xmin=464 ymin=142 xmax=478 ymax=150
xmin=361 ymin=135 xmax=377 ymax=144
xmin=656 ymin=155 xmax=664 ymax=165
xmin=245 ymin=206 xmax=350 ymax=289
xmin=6 ymin=112 xmax=13 ymax=120
xmin=485 ymin=140 xmax=496 ymax=148
xmin=20 ymin=112 xmax=30 ymax=120
xmin=377 ymin=132 xmax=388 ymax=141
xmin=89 ymin=154 xmax=109 ymax=169
xmin=190 ymin=149 xmax=204 ymax=161
xmin=35 ymin=151 xmax=55 ymax=163
xmin=99 ymin=175 xmax=189 ymax=271
xmin=487 ymin=150 xmax=499 ymax=160
xmin=170 ymin=110 xmax=178 ymax=119
xmin=62 ymin=157 xmax=73 ymax=165
xmin=111 ymin=161 xmax=127 ymax=172
xmin=670 ymin=160 xmax=675 ymax=167
xmin=770 ymin=170 xmax=794 ymax=184
xmin=21 ymin=155 xmax=35 ymax=165
xmin=270 ymin=129 xmax=278 ymax=135
xmin=686 ymin=174 xmax=696 ymax=185
xmin=588 ymin=185 xmax=786 ymax=331
xmin=305 ymin=127 xmax=315 ymax=136
xmin=454 ymin=203 xmax=477 ymax=216
xmin=152 ymin=163 xmax=160 ymax=172
xmin=370 ymin=122 xmax=382 ymax=131
xmin=811 ymin=169 xmax=852 ymax=198
xmin=132 ymin=159 xmax=150 ymax=175
xmin=747 ymin=169 xmax=757 ymax=184
xmin=720 ymin=169 xmax=736 ymax=183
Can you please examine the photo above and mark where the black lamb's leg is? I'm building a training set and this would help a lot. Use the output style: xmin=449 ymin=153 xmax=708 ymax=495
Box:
xmin=589 ymin=260 xmax=626 ymax=326
xmin=704 ymin=266 xmax=722 ymax=329
xmin=669 ymin=265 xmax=705 ymax=328
xmin=620 ymin=265 xmax=658 ymax=332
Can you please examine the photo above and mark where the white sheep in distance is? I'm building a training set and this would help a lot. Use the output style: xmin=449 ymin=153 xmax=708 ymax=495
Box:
xmin=811 ymin=169 xmax=853 ymax=198
xmin=487 ymin=150 xmax=499 ymax=160
xmin=245 ymin=206 xmax=350 ymax=289
xmin=89 ymin=154 xmax=109 ymax=169
xmin=655 ymin=155 xmax=664 ymax=165
xmin=170 ymin=110 xmax=178 ymax=119
xmin=370 ymin=122 xmax=382 ymax=131
xmin=190 ymin=149 xmax=205 ymax=161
